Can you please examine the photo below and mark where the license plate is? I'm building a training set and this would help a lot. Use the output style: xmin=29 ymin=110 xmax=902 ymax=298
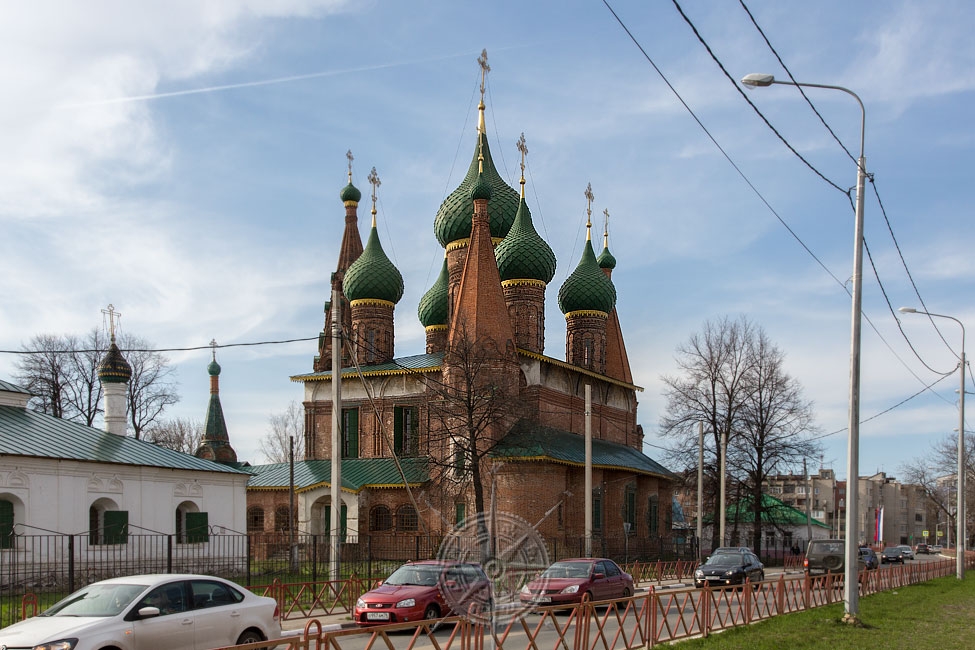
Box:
xmin=366 ymin=612 xmax=390 ymax=621
xmin=705 ymin=576 xmax=720 ymax=581
xmin=534 ymin=596 xmax=552 ymax=603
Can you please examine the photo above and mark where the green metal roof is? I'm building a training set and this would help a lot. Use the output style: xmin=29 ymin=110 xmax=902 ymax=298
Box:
xmin=496 ymin=196 xmax=557 ymax=284
xmin=291 ymin=352 xmax=443 ymax=382
xmin=492 ymin=420 xmax=673 ymax=479
xmin=417 ymin=258 xmax=449 ymax=327
xmin=706 ymin=494 xmax=831 ymax=528
xmin=246 ymin=456 xmax=429 ymax=493
xmin=0 ymin=404 xmax=246 ymax=474
xmin=0 ymin=380 xmax=30 ymax=395
xmin=343 ymin=223 xmax=404 ymax=304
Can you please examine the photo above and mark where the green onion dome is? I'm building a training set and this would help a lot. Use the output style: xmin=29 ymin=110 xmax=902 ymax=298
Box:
xmin=470 ymin=170 xmax=492 ymax=202
xmin=343 ymin=223 xmax=404 ymax=304
xmin=97 ymin=342 xmax=132 ymax=384
xmin=418 ymin=258 xmax=449 ymax=327
xmin=207 ymin=359 xmax=221 ymax=376
xmin=558 ymin=239 xmax=617 ymax=314
xmin=496 ymin=196 xmax=556 ymax=283
xmin=597 ymin=244 xmax=617 ymax=270
xmin=433 ymin=133 xmax=519 ymax=247
xmin=340 ymin=181 xmax=362 ymax=203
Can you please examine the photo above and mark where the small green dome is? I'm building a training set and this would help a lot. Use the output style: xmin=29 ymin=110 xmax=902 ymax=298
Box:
xmin=418 ymin=258 xmax=449 ymax=327
xmin=340 ymin=182 xmax=362 ymax=203
xmin=208 ymin=359 xmax=221 ymax=376
xmin=433 ymin=133 xmax=519 ymax=247
xmin=597 ymin=244 xmax=617 ymax=270
xmin=97 ymin=342 xmax=132 ymax=384
xmin=496 ymin=196 xmax=557 ymax=283
xmin=558 ymin=239 xmax=617 ymax=314
xmin=343 ymin=224 xmax=404 ymax=304
xmin=470 ymin=171 xmax=492 ymax=201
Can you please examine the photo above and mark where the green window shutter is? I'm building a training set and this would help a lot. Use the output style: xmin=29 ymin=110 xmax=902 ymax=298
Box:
xmin=394 ymin=407 xmax=404 ymax=454
xmin=0 ymin=500 xmax=13 ymax=549
xmin=648 ymin=495 xmax=659 ymax=536
xmin=340 ymin=504 xmax=348 ymax=542
xmin=186 ymin=512 xmax=209 ymax=543
xmin=455 ymin=503 xmax=466 ymax=527
xmin=104 ymin=510 xmax=129 ymax=545
xmin=625 ymin=488 xmax=636 ymax=530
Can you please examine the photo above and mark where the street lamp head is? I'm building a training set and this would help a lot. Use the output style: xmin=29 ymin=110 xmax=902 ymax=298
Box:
xmin=898 ymin=306 xmax=918 ymax=314
xmin=741 ymin=73 xmax=775 ymax=87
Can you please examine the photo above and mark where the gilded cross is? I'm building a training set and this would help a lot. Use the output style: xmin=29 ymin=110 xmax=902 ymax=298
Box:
xmin=101 ymin=304 xmax=121 ymax=342
xmin=346 ymin=149 xmax=354 ymax=182
xmin=584 ymin=183 xmax=594 ymax=228
xmin=477 ymin=49 xmax=490 ymax=98
xmin=367 ymin=167 xmax=381 ymax=218
xmin=210 ymin=338 xmax=218 ymax=362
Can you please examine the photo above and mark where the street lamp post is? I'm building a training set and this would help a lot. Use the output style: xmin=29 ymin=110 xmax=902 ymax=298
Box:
xmin=899 ymin=306 xmax=967 ymax=579
xmin=741 ymin=72 xmax=867 ymax=624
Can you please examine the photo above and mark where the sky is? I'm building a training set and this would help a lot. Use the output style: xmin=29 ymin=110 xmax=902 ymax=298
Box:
xmin=1 ymin=0 xmax=972 ymax=481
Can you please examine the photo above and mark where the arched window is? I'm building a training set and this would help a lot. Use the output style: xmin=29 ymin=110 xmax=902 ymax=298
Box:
xmin=247 ymin=507 xmax=266 ymax=533
xmin=89 ymin=499 xmax=127 ymax=546
xmin=176 ymin=501 xmax=208 ymax=544
xmin=275 ymin=505 xmax=293 ymax=532
xmin=396 ymin=504 xmax=418 ymax=532
xmin=370 ymin=505 xmax=392 ymax=532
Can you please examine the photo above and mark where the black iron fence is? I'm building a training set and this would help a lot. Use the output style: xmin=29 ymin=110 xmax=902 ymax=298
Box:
xmin=0 ymin=530 xmax=698 ymax=628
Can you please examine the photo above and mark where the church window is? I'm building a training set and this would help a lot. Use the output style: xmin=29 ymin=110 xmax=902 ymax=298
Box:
xmin=396 ymin=505 xmax=419 ymax=532
xmin=370 ymin=505 xmax=392 ymax=532
xmin=0 ymin=499 xmax=13 ymax=549
xmin=324 ymin=503 xmax=348 ymax=541
xmin=647 ymin=494 xmax=659 ymax=536
xmin=247 ymin=507 xmax=265 ymax=533
xmin=342 ymin=408 xmax=359 ymax=458
xmin=624 ymin=484 xmax=636 ymax=534
xmin=592 ymin=490 xmax=603 ymax=532
xmin=394 ymin=406 xmax=419 ymax=456
xmin=275 ymin=505 xmax=293 ymax=532
xmin=89 ymin=504 xmax=128 ymax=546
xmin=455 ymin=503 xmax=466 ymax=527
xmin=176 ymin=504 xmax=209 ymax=544
xmin=366 ymin=330 xmax=377 ymax=363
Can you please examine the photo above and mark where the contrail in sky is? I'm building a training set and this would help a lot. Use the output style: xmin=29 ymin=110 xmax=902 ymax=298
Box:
xmin=58 ymin=48 xmax=523 ymax=109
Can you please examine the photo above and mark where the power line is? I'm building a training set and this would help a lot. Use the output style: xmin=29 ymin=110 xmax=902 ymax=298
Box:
xmin=0 ymin=336 xmax=319 ymax=356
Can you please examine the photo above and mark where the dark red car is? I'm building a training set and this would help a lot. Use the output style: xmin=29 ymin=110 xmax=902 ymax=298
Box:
xmin=354 ymin=560 xmax=491 ymax=626
xmin=519 ymin=558 xmax=634 ymax=606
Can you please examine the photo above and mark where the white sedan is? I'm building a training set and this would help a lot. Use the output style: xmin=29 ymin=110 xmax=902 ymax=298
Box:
xmin=0 ymin=573 xmax=281 ymax=650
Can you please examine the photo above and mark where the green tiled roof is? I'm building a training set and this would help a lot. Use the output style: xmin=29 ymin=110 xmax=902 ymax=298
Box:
xmin=291 ymin=352 xmax=443 ymax=382
xmin=492 ymin=420 xmax=673 ymax=478
xmin=0 ymin=404 xmax=246 ymax=474
xmin=418 ymin=258 xmax=449 ymax=327
xmin=340 ymin=181 xmax=362 ymax=203
xmin=597 ymin=244 xmax=617 ymax=270
xmin=97 ymin=342 xmax=132 ymax=384
xmin=246 ymin=456 xmax=429 ymax=493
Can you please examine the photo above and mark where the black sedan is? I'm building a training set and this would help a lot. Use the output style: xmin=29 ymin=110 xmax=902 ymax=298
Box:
xmin=881 ymin=547 xmax=905 ymax=564
xmin=694 ymin=552 xmax=764 ymax=588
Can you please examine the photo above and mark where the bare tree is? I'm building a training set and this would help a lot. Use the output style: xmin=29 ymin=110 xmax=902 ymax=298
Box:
xmin=900 ymin=431 xmax=975 ymax=546
xmin=732 ymin=328 xmax=819 ymax=552
xmin=144 ymin=417 xmax=204 ymax=454
xmin=659 ymin=316 xmax=757 ymax=547
xmin=260 ymin=401 xmax=305 ymax=463
xmin=64 ymin=329 xmax=108 ymax=427
xmin=14 ymin=334 xmax=75 ymax=419
xmin=119 ymin=333 xmax=179 ymax=439
xmin=660 ymin=316 xmax=819 ymax=550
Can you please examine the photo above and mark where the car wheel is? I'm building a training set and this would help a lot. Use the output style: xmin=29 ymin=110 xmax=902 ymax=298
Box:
xmin=236 ymin=629 xmax=265 ymax=645
xmin=424 ymin=603 xmax=441 ymax=620
xmin=823 ymin=556 xmax=842 ymax=571
xmin=622 ymin=587 xmax=632 ymax=598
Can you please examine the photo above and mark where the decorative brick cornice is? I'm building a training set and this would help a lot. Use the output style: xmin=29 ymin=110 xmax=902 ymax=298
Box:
xmin=446 ymin=238 xmax=471 ymax=253
xmin=349 ymin=298 xmax=395 ymax=308
xmin=501 ymin=278 xmax=547 ymax=289
xmin=563 ymin=309 xmax=609 ymax=320
xmin=425 ymin=324 xmax=448 ymax=333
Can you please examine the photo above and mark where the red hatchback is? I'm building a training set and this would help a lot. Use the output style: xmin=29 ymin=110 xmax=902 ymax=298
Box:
xmin=354 ymin=560 xmax=491 ymax=626
xmin=519 ymin=558 xmax=634 ymax=606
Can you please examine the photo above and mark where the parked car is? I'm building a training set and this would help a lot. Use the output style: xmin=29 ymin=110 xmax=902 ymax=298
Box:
xmin=915 ymin=543 xmax=930 ymax=555
xmin=931 ymin=544 xmax=944 ymax=553
xmin=859 ymin=547 xmax=879 ymax=570
xmin=354 ymin=560 xmax=491 ymax=626
xmin=881 ymin=547 xmax=905 ymax=564
xmin=519 ymin=558 xmax=634 ymax=606
xmin=0 ymin=574 xmax=280 ymax=650
xmin=694 ymin=552 xmax=764 ymax=588
xmin=896 ymin=545 xmax=915 ymax=560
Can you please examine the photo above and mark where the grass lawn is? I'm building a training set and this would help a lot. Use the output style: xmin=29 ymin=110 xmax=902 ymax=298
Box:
xmin=673 ymin=575 xmax=975 ymax=649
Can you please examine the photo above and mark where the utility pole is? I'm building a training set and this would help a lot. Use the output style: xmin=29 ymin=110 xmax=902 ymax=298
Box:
xmin=584 ymin=384 xmax=592 ymax=558
xmin=330 ymin=281 xmax=342 ymax=582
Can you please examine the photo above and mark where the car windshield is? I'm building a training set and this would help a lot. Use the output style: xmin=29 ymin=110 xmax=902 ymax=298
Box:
xmin=541 ymin=562 xmax=592 ymax=579
xmin=704 ymin=555 xmax=742 ymax=568
xmin=384 ymin=565 xmax=442 ymax=586
xmin=883 ymin=548 xmax=899 ymax=555
xmin=42 ymin=583 xmax=147 ymax=617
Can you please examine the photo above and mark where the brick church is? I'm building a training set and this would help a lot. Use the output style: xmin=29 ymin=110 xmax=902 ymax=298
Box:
xmin=245 ymin=58 xmax=674 ymax=552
